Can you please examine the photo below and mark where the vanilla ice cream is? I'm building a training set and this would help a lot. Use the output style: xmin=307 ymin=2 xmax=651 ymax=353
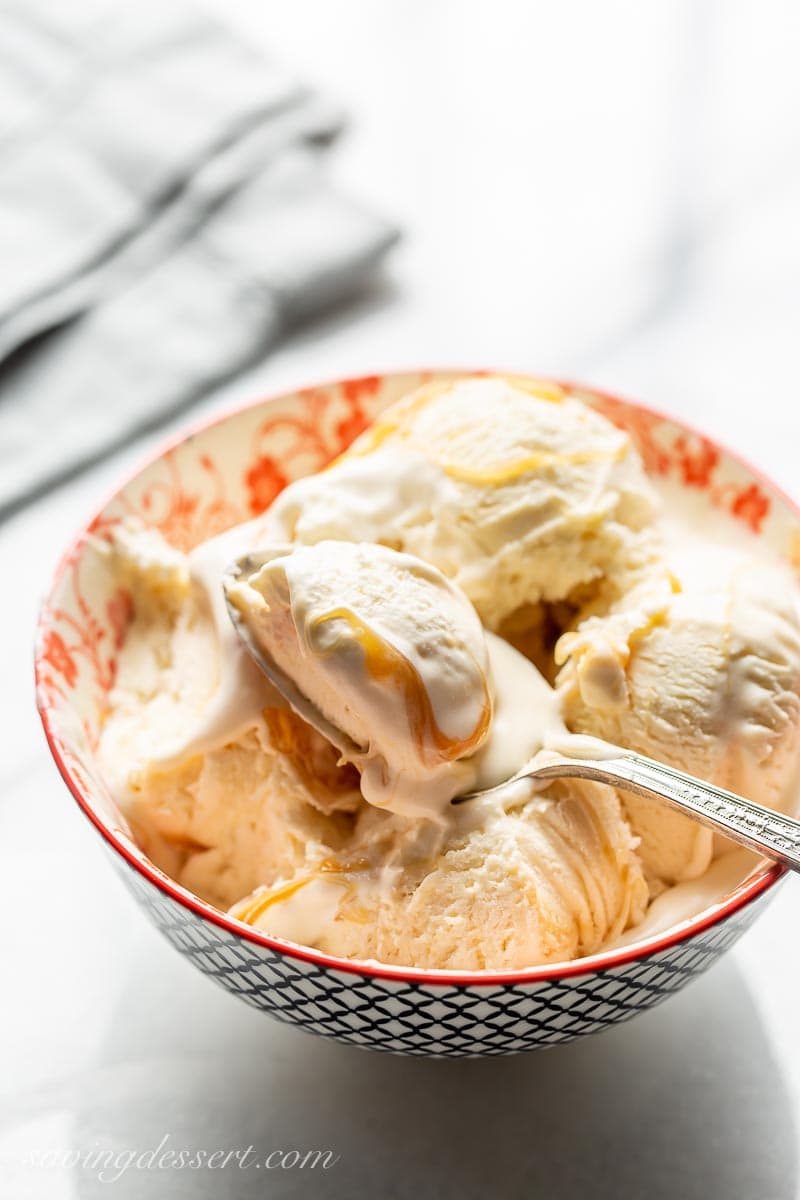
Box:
xmin=230 ymin=776 xmax=648 ymax=970
xmin=98 ymin=372 xmax=800 ymax=972
xmin=556 ymin=549 xmax=800 ymax=883
xmin=100 ymin=521 xmax=648 ymax=966
xmin=266 ymin=376 xmax=660 ymax=629
xmin=225 ymin=540 xmax=494 ymax=817
xmin=100 ymin=521 xmax=362 ymax=910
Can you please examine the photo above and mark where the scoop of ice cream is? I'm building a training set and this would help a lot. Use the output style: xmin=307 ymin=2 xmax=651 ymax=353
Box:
xmin=266 ymin=376 xmax=660 ymax=629
xmin=99 ymin=525 xmax=362 ymax=910
xmin=555 ymin=554 xmax=800 ymax=883
xmin=119 ymin=722 xmax=361 ymax=913
xmin=100 ymin=518 xmax=280 ymax=779
xmin=229 ymin=774 xmax=649 ymax=970
xmin=226 ymin=540 xmax=498 ymax=817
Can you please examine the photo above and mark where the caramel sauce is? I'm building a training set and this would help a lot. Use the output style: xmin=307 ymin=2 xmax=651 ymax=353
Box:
xmin=325 ymin=375 xmax=621 ymax=487
xmin=231 ymin=873 xmax=321 ymax=924
xmin=327 ymin=380 xmax=453 ymax=464
xmin=310 ymin=605 xmax=491 ymax=762
xmin=263 ymin=707 xmax=361 ymax=794
xmin=231 ymin=856 xmax=371 ymax=926
xmin=501 ymin=375 xmax=566 ymax=403
xmin=433 ymin=443 xmax=628 ymax=486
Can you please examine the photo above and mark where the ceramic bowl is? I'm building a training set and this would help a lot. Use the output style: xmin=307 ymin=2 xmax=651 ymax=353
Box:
xmin=36 ymin=371 xmax=798 ymax=1057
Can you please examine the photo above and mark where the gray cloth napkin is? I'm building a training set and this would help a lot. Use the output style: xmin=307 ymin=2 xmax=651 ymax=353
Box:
xmin=0 ymin=0 xmax=398 ymax=515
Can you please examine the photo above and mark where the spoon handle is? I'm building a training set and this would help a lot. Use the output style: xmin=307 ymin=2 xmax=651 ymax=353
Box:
xmin=531 ymin=751 xmax=800 ymax=873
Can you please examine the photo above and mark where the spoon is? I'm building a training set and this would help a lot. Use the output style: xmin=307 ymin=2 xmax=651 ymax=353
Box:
xmin=223 ymin=552 xmax=800 ymax=874
xmin=457 ymin=751 xmax=800 ymax=873
xmin=223 ymin=549 xmax=363 ymax=763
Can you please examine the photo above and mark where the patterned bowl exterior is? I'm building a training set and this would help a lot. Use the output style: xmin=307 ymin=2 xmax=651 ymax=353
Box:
xmin=114 ymin=852 xmax=778 ymax=1057
xmin=36 ymin=371 xmax=800 ymax=1057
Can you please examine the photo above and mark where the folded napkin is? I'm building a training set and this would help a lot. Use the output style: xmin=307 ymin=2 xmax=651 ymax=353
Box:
xmin=0 ymin=0 xmax=398 ymax=515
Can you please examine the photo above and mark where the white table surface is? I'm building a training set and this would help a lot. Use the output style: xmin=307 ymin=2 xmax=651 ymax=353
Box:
xmin=3 ymin=3 xmax=800 ymax=1196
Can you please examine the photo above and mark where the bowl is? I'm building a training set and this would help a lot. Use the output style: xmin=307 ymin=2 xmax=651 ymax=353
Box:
xmin=36 ymin=370 xmax=798 ymax=1057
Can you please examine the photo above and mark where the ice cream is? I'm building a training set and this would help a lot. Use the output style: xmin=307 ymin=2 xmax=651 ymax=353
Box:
xmin=224 ymin=540 xmax=580 ymax=820
xmin=230 ymin=777 xmax=648 ymax=970
xmin=100 ymin=520 xmax=648 ymax=966
xmin=100 ymin=516 xmax=279 ymax=782
xmin=266 ymin=376 xmax=661 ymax=630
xmin=224 ymin=540 xmax=495 ymax=817
xmin=98 ymin=372 xmax=800 ymax=971
xmin=556 ymin=548 xmax=800 ymax=883
xmin=100 ymin=524 xmax=361 ymax=911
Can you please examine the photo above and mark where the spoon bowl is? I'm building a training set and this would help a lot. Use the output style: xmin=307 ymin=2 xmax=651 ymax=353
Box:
xmin=222 ymin=549 xmax=362 ymax=761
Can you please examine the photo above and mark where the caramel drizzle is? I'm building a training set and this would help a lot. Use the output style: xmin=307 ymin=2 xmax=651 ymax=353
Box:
xmin=327 ymin=380 xmax=453 ymax=464
xmin=309 ymin=605 xmax=491 ymax=762
xmin=263 ymin=706 xmax=361 ymax=794
xmin=329 ymin=375 xmax=624 ymax=485
xmin=231 ymin=873 xmax=323 ymax=924
xmin=230 ymin=857 xmax=370 ymax=926
xmin=433 ymin=443 xmax=629 ymax=486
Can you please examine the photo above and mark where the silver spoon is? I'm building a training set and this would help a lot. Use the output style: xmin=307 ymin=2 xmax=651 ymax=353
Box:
xmin=223 ymin=552 xmax=800 ymax=874
xmin=223 ymin=549 xmax=363 ymax=763
xmin=458 ymin=752 xmax=800 ymax=873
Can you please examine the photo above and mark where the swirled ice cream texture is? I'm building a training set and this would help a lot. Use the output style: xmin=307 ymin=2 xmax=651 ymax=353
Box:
xmin=98 ymin=373 xmax=800 ymax=970
xmin=556 ymin=547 xmax=800 ymax=883
xmin=230 ymin=776 xmax=648 ymax=970
xmin=225 ymin=541 xmax=495 ymax=816
xmin=99 ymin=520 xmax=647 ymax=967
xmin=265 ymin=376 xmax=661 ymax=629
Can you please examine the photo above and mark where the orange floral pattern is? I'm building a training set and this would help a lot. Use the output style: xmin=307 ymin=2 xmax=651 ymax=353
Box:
xmin=730 ymin=482 xmax=771 ymax=534
xmin=37 ymin=545 xmax=130 ymax=739
xmin=673 ymin=433 xmax=720 ymax=489
xmin=41 ymin=629 xmax=78 ymax=691
xmin=587 ymin=389 xmax=772 ymax=533
xmin=245 ymin=455 xmax=288 ymax=516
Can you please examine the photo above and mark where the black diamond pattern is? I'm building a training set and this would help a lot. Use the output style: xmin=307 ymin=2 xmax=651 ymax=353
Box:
xmin=114 ymin=857 xmax=773 ymax=1058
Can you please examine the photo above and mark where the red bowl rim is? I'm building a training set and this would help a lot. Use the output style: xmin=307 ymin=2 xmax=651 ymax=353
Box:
xmin=35 ymin=367 xmax=792 ymax=988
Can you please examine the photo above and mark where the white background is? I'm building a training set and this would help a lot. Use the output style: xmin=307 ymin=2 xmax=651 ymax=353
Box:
xmin=3 ymin=2 xmax=800 ymax=1196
